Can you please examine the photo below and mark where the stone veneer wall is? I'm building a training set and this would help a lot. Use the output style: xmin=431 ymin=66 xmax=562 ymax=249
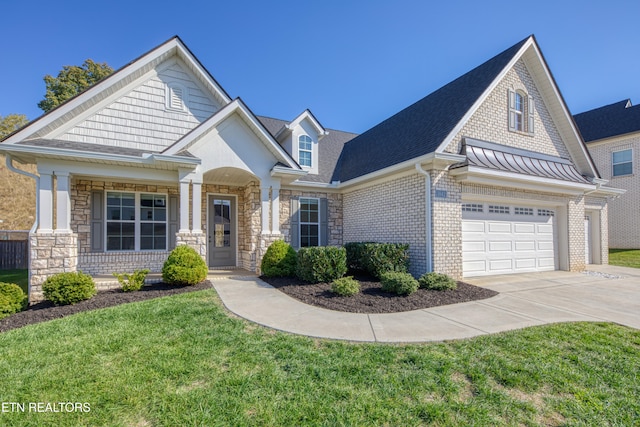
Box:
xmin=343 ymin=173 xmax=426 ymax=277
xmin=279 ymin=189 xmax=343 ymax=247
xmin=29 ymin=232 xmax=78 ymax=301
xmin=72 ymin=179 xmax=179 ymax=275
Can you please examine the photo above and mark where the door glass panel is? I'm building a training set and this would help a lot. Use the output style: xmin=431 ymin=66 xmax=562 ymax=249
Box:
xmin=213 ymin=199 xmax=231 ymax=248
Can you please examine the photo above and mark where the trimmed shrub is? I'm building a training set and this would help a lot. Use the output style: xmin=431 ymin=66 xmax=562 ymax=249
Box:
xmin=162 ymin=245 xmax=208 ymax=286
xmin=380 ymin=271 xmax=419 ymax=296
xmin=418 ymin=272 xmax=457 ymax=291
xmin=113 ymin=269 xmax=150 ymax=292
xmin=42 ymin=272 xmax=96 ymax=305
xmin=261 ymin=240 xmax=297 ymax=277
xmin=0 ymin=282 xmax=27 ymax=319
xmin=331 ymin=276 xmax=360 ymax=297
xmin=345 ymin=242 xmax=410 ymax=278
xmin=296 ymin=246 xmax=347 ymax=283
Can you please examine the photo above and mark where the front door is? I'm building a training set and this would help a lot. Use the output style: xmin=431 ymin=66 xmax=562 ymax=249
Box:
xmin=208 ymin=196 xmax=236 ymax=267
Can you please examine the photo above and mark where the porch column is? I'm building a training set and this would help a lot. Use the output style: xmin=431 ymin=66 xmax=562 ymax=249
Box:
xmin=271 ymin=182 xmax=280 ymax=234
xmin=192 ymin=179 xmax=202 ymax=233
xmin=55 ymin=171 xmax=71 ymax=233
xmin=261 ymin=185 xmax=270 ymax=234
xmin=179 ymin=180 xmax=190 ymax=233
xmin=39 ymin=172 xmax=54 ymax=233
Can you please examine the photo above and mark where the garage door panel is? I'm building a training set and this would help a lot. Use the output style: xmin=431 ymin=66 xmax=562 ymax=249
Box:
xmin=488 ymin=222 xmax=511 ymax=233
xmin=462 ymin=204 xmax=557 ymax=277
xmin=489 ymin=241 xmax=512 ymax=252
xmin=462 ymin=221 xmax=485 ymax=232
xmin=515 ymin=241 xmax=535 ymax=251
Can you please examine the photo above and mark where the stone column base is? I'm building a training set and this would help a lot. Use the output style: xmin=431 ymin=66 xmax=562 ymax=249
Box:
xmin=176 ymin=232 xmax=207 ymax=261
xmin=29 ymin=231 xmax=78 ymax=302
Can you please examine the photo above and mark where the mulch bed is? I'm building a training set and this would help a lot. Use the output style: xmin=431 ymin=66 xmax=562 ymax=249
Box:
xmin=261 ymin=275 xmax=498 ymax=314
xmin=0 ymin=281 xmax=212 ymax=333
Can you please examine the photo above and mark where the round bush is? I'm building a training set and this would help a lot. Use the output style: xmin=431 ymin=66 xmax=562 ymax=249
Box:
xmin=380 ymin=271 xmax=419 ymax=296
xmin=42 ymin=272 xmax=96 ymax=305
xmin=331 ymin=276 xmax=360 ymax=297
xmin=418 ymin=272 xmax=457 ymax=291
xmin=261 ymin=240 xmax=297 ymax=277
xmin=296 ymin=246 xmax=347 ymax=283
xmin=162 ymin=245 xmax=208 ymax=286
xmin=0 ymin=282 xmax=27 ymax=319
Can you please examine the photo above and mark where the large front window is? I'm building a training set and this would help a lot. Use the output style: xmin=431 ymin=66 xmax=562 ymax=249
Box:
xmin=299 ymin=197 xmax=319 ymax=247
xmin=106 ymin=192 xmax=167 ymax=251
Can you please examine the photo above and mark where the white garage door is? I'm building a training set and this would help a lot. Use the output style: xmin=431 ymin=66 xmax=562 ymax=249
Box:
xmin=462 ymin=203 xmax=557 ymax=277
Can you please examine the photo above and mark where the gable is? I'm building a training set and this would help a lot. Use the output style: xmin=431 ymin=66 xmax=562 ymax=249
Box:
xmin=188 ymin=112 xmax=282 ymax=180
xmin=50 ymin=58 xmax=223 ymax=152
xmin=444 ymin=59 xmax=571 ymax=160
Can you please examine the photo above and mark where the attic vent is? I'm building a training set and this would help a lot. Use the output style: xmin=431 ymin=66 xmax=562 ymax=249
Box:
xmin=166 ymin=82 xmax=187 ymax=112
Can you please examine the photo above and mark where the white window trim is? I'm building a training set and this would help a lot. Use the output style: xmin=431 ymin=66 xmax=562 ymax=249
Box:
xmin=611 ymin=148 xmax=633 ymax=177
xmin=166 ymin=82 xmax=188 ymax=113
xmin=508 ymin=89 xmax=535 ymax=135
xmin=299 ymin=197 xmax=320 ymax=247
xmin=105 ymin=191 xmax=169 ymax=252
xmin=298 ymin=135 xmax=313 ymax=168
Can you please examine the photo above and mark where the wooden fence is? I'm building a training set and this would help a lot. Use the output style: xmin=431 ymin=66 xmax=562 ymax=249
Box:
xmin=0 ymin=240 xmax=29 ymax=270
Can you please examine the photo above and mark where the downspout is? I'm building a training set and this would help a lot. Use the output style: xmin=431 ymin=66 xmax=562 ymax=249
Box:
xmin=6 ymin=155 xmax=39 ymax=302
xmin=415 ymin=163 xmax=433 ymax=273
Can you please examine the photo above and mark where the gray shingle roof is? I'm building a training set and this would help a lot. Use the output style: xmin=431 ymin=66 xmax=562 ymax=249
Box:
xmin=17 ymin=139 xmax=151 ymax=157
xmin=332 ymin=37 xmax=530 ymax=183
xmin=574 ymin=100 xmax=640 ymax=142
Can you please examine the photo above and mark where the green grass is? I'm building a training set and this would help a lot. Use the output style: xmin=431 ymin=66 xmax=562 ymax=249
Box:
xmin=609 ymin=248 xmax=640 ymax=268
xmin=0 ymin=269 xmax=28 ymax=294
xmin=1 ymin=291 xmax=639 ymax=426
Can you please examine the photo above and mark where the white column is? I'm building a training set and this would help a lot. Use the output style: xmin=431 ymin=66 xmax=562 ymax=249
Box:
xmin=192 ymin=180 xmax=202 ymax=233
xmin=55 ymin=171 xmax=71 ymax=233
xmin=271 ymin=183 xmax=280 ymax=234
xmin=39 ymin=172 xmax=54 ymax=233
xmin=179 ymin=180 xmax=190 ymax=233
xmin=260 ymin=185 xmax=270 ymax=234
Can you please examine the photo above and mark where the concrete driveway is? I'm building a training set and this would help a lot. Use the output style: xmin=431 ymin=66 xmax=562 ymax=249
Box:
xmin=210 ymin=265 xmax=640 ymax=343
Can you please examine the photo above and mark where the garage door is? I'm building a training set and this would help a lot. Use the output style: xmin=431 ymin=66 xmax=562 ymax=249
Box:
xmin=462 ymin=203 xmax=556 ymax=277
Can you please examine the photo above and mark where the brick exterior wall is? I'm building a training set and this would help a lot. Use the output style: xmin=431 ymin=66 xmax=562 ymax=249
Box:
xmin=445 ymin=60 xmax=571 ymax=160
xmin=431 ymin=170 xmax=463 ymax=279
xmin=587 ymin=135 xmax=640 ymax=248
xmin=343 ymin=173 xmax=427 ymax=277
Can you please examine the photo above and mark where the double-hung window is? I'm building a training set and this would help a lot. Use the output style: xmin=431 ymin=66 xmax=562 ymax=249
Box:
xmin=106 ymin=192 xmax=167 ymax=251
xmin=298 ymin=135 xmax=312 ymax=167
xmin=612 ymin=149 xmax=632 ymax=177
xmin=299 ymin=197 xmax=319 ymax=247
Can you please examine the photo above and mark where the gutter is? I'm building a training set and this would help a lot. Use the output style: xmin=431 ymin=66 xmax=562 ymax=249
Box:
xmin=6 ymin=155 xmax=38 ymax=302
xmin=414 ymin=163 xmax=433 ymax=273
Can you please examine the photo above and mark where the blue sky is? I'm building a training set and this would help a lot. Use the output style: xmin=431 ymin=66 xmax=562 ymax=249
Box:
xmin=1 ymin=0 xmax=639 ymax=133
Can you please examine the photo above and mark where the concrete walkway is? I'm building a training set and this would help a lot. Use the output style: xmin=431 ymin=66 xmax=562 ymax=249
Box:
xmin=209 ymin=266 xmax=640 ymax=343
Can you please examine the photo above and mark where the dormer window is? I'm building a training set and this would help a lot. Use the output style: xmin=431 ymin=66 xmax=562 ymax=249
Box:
xmin=298 ymin=135 xmax=312 ymax=167
xmin=508 ymin=89 xmax=534 ymax=135
xmin=166 ymin=82 xmax=187 ymax=112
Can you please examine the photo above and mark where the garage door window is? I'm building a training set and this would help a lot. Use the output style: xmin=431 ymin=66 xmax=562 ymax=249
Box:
xmin=462 ymin=203 xmax=483 ymax=212
xmin=488 ymin=205 xmax=510 ymax=214
xmin=514 ymin=207 xmax=533 ymax=216
xmin=537 ymin=209 xmax=554 ymax=217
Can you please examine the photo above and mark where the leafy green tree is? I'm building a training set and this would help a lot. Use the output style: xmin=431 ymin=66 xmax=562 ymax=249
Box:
xmin=0 ymin=114 xmax=28 ymax=139
xmin=38 ymin=59 xmax=114 ymax=113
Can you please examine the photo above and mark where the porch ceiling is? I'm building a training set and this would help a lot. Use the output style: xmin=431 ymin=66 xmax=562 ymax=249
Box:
xmin=203 ymin=167 xmax=257 ymax=186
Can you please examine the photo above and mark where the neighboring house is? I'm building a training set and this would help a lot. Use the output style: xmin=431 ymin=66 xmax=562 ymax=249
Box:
xmin=0 ymin=35 xmax=622 ymax=300
xmin=575 ymin=100 xmax=640 ymax=249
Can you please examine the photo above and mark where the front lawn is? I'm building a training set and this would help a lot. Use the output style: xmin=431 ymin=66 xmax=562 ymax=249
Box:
xmin=0 ymin=290 xmax=638 ymax=426
xmin=609 ymin=248 xmax=640 ymax=268
xmin=0 ymin=269 xmax=28 ymax=294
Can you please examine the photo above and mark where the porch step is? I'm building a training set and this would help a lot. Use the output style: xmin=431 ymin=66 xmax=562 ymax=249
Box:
xmin=208 ymin=268 xmax=257 ymax=281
